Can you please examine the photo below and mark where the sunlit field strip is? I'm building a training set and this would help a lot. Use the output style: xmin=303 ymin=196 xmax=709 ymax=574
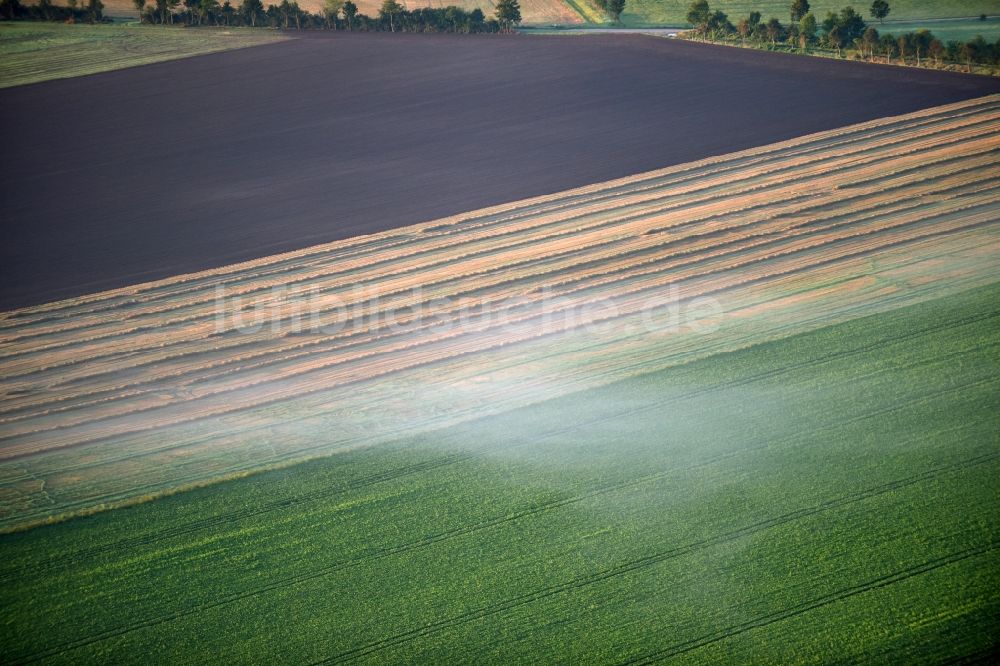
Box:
xmin=0 ymin=95 xmax=998 ymax=530
xmin=0 ymin=23 xmax=289 ymax=89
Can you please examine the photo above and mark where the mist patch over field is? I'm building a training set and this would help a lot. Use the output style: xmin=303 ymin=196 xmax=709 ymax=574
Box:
xmin=1 ymin=281 xmax=997 ymax=662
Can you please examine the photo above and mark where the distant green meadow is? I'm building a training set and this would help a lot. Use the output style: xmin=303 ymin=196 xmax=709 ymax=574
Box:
xmin=618 ymin=0 xmax=1000 ymax=27
xmin=875 ymin=16 xmax=1000 ymax=42
xmin=0 ymin=22 xmax=286 ymax=88
xmin=2 ymin=281 xmax=997 ymax=662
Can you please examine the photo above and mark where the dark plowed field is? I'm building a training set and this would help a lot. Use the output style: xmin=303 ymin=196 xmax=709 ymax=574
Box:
xmin=1 ymin=32 xmax=996 ymax=310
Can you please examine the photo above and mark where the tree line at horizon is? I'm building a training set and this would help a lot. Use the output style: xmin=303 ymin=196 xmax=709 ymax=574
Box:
xmin=686 ymin=0 xmax=1000 ymax=71
xmin=0 ymin=0 xmax=526 ymax=33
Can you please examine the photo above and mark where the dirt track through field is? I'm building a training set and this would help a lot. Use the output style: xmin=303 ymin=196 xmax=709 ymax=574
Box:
xmin=0 ymin=96 xmax=998 ymax=530
xmin=1 ymin=32 xmax=997 ymax=311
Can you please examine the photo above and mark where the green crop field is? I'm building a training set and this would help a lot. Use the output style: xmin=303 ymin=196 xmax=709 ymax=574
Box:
xmin=0 ymin=23 xmax=287 ymax=89
xmin=875 ymin=16 xmax=1000 ymax=42
xmin=2 ymin=280 xmax=997 ymax=663
xmin=619 ymin=0 xmax=1000 ymax=27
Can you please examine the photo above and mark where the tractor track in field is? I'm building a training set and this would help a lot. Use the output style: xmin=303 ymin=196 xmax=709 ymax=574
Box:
xmin=13 ymin=431 xmax=998 ymax=664
xmin=312 ymin=453 xmax=1000 ymax=664
xmin=621 ymin=541 xmax=1000 ymax=664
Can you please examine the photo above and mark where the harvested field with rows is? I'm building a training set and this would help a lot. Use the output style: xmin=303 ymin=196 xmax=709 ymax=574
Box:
xmin=1 ymin=95 xmax=998 ymax=531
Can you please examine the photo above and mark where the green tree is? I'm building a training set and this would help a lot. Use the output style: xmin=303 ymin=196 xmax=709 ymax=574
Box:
xmin=870 ymin=0 xmax=889 ymax=25
xmin=469 ymin=7 xmax=484 ymax=31
xmin=1 ymin=0 xmax=21 ymax=20
xmin=837 ymin=6 xmax=866 ymax=43
xmin=686 ymin=0 xmax=710 ymax=34
xmin=896 ymin=33 xmax=909 ymax=62
xmin=606 ymin=0 xmax=624 ymax=23
xmin=737 ymin=16 xmax=750 ymax=42
xmin=198 ymin=0 xmax=219 ymax=25
xmin=707 ymin=9 xmax=731 ymax=36
xmin=965 ymin=35 xmax=988 ymax=67
xmin=785 ymin=21 xmax=799 ymax=46
xmin=765 ymin=17 xmax=782 ymax=45
xmin=826 ymin=24 xmax=843 ymax=56
xmin=799 ymin=12 xmax=817 ymax=47
xmin=495 ymin=0 xmax=520 ymax=33
xmin=240 ymin=0 xmax=262 ymax=26
xmin=959 ymin=40 xmax=974 ymax=71
xmin=748 ymin=9 xmax=762 ymax=38
xmin=342 ymin=0 xmax=356 ymax=28
xmin=912 ymin=28 xmax=932 ymax=66
xmin=861 ymin=25 xmax=878 ymax=59
xmin=86 ymin=0 xmax=103 ymax=22
xmin=132 ymin=0 xmax=146 ymax=19
xmin=928 ymin=38 xmax=944 ymax=66
xmin=379 ymin=0 xmax=402 ymax=31
xmin=323 ymin=0 xmax=343 ymax=27
xmin=879 ymin=32 xmax=896 ymax=63
xmin=790 ymin=0 xmax=808 ymax=24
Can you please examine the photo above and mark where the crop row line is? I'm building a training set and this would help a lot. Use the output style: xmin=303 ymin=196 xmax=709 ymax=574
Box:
xmin=8 ymin=135 xmax=992 ymax=400
xmin=14 ymin=442 xmax=998 ymax=664
xmin=3 ymin=209 xmax=992 ymax=472
xmin=313 ymin=453 xmax=1000 ymax=664
xmin=3 ymin=184 xmax=994 ymax=454
xmin=621 ymin=541 xmax=999 ymax=664
xmin=6 ymin=159 xmax=991 ymax=424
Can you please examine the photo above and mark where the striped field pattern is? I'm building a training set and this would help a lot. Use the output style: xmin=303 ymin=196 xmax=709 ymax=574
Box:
xmin=1 ymin=94 xmax=998 ymax=531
